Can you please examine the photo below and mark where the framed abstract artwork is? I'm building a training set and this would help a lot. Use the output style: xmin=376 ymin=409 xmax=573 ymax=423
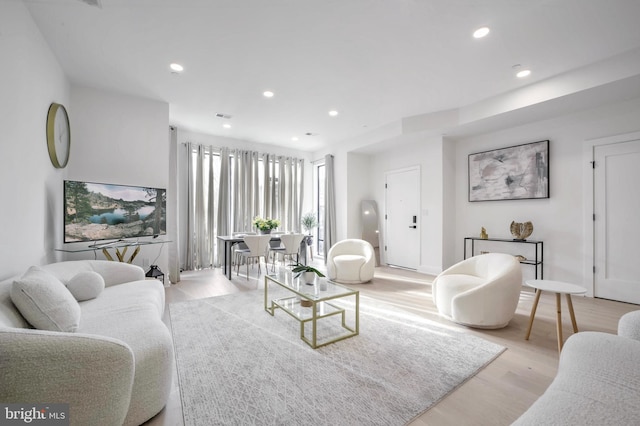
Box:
xmin=468 ymin=140 xmax=549 ymax=202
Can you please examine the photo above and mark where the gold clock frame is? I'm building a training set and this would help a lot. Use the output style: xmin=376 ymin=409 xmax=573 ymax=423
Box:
xmin=46 ymin=102 xmax=70 ymax=168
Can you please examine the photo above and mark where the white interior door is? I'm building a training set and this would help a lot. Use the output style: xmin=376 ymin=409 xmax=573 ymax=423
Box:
xmin=385 ymin=167 xmax=420 ymax=269
xmin=594 ymin=139 xmax=640 ymax=303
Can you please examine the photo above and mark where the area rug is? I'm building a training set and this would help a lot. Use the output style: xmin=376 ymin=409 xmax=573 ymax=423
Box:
xmin=169 ymin=290 xmax=505 ymax=426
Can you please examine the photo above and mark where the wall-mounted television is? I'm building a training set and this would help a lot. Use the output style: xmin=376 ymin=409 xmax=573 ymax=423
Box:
xmin=64 ymin=180 xmax=166 ymax=243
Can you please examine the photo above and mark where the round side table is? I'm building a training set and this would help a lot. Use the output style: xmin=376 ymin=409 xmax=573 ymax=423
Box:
xmin=524 ymin=279 xmax=587 ymax=352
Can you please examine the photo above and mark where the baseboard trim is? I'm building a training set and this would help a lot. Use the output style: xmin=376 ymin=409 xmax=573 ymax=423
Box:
xmin=417 ymin=265 xmax=441 ymax=276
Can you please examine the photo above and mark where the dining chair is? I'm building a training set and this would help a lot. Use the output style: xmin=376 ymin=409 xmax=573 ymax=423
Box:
xmin=266 ymin=231 xmax=285 ymax=264
xmin=232 ymin=232 xmax=255 ymax=267
xmin=237 ymin=234 xmax=271 ymax=279
xmin=269 ymin=233 xmax=305 ymax=271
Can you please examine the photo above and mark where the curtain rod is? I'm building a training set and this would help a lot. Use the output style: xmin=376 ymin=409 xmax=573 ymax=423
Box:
xmin=182 ymin=142 xmax=305 ymax=162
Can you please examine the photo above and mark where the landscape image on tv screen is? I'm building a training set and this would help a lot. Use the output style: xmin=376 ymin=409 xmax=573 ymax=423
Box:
xmin=64 ymin=180 xmax=166 ymax=243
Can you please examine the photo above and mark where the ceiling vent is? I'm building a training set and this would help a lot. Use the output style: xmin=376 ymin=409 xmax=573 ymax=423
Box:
xmin=79 ymin=0 xmax=103 ymax=8
xmin=215 ymin=113 xmax=233 ymax=119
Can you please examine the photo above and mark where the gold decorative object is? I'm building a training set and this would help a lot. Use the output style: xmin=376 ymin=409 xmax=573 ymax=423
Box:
xmin=515 ymin=255 xmax=527 ymax=262
xmin=480 ymin=227 xmax=488 ymax=239
xmin=510 ymin=221 xmax=533 ymax=241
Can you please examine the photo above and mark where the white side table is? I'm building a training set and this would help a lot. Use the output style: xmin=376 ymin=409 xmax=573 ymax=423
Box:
xmin=524 ymin=279 xmax=587 ymax=352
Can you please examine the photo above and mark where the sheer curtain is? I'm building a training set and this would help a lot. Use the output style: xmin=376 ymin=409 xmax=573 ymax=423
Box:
xmin=273 ymin=155 xmax=304 ymax=232
xmin=215 ymin=147 xmax=230 ymax=267
xmin=185 ymin=146 xmax=304 ymax=269
xmin=185 ymin=143 xmax=217 ymax=270
xmin=218 ymin=149 xmax=304 ymax=233
xmin=232 ymin=150 xmax=260 ymax=231
xmin=324 ymin=154 xmax=337 ymax=259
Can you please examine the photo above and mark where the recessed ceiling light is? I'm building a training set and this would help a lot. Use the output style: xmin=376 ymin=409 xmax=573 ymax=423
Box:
xmin=263 ymin=91 xmax=274 ymax=98
xmin=169 ymin=63 xmax=184 ymax=72
xmin=473 ymin=27 xmax=490 ymax=39
xmin=291 ymin=137 xmax=298 ymax=141
xmin=516 ymin=69 xmax=531 ymax=78
xmin=328 ymin=110 xmax=339 ymax=117
xmin=223 ymin=123 xmax=231 ymax=129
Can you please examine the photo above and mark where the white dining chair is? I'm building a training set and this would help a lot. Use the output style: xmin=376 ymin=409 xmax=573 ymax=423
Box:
xmin=269 ymin=233 xmax=305 ymax=271
xmin=236 ymin=234 xmax=271 ymax=279
xmin=232 ymin=232 xmax=255 ymax=267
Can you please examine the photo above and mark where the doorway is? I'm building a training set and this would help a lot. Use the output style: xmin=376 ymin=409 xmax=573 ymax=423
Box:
xmin=593 ymin=138 xmax=640 ymax=304
xmin=384 ymin=167 xmax=420 ymax=269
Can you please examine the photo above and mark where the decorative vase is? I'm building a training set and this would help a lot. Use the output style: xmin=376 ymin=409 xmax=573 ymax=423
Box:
xmin=260 ymin=229 xmax=272 ymax=235
xmin=510 ymin=221 xmax=533 ymax=241
xmin=303 ymin=271 xmax=316 ymax=285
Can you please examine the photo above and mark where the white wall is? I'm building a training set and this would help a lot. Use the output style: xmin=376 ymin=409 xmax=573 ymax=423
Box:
xmin=452 ymin=96 xmax=640 ymax=291
xmin=346 ymin=152 xmax=374 ymax=239
xmin=62 ymin=86 xmax=170 ymax=273
xmin=0 ymin=2 xmax=69 ymax=279
xmin=370 ymin=133 xmax=445 ymax=274
xmin=442 ymin=138 xmax=457 ymax=269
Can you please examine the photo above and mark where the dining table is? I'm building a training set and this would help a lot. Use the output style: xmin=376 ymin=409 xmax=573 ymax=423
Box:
xmin=217 ymin=234 xmax=308 ymax=280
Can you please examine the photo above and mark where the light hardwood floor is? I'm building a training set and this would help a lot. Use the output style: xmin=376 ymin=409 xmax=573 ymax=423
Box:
xmin=147 ymin=261 xmax=638 ymax=426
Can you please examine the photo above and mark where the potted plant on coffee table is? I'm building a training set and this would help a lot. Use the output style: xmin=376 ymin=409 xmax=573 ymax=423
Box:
xmin=291 ymin=262 xmax=325 ymax=285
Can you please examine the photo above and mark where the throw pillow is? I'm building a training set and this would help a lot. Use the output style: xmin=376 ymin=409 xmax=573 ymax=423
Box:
xmin=10 ymin=266 xmax=81 ymax=332
xmin=66 ymin=271 xmax=105 ymax=301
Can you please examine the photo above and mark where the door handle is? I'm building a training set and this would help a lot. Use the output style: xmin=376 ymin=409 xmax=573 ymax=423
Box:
xmin=409 ymin=225 xmax=417 ymax=229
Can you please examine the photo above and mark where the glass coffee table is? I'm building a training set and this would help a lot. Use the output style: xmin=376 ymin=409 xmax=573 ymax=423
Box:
xmin=264 ymin=269 xmax=359 ymax=349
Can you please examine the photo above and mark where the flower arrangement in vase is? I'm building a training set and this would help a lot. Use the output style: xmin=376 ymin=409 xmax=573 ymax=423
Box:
xmin=252 ymin=216 xmax=280 ymax=234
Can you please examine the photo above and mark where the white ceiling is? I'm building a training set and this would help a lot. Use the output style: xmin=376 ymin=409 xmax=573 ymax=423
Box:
xmin=23 ymin=0 xmax=640 ymax=152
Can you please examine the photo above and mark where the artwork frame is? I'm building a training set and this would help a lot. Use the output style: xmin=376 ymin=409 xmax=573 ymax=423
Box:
xmin=468 ymin=140 xmax=549 ymax=202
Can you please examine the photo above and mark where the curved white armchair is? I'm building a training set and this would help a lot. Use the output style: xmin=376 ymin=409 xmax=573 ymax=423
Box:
xmin=327 ymin=239 xmax=375 ymax=284
xmin=432 ymin=253 xmax=522 ymax=329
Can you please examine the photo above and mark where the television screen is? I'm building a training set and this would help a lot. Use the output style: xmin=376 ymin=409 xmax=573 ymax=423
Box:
xmin=64 ymin=180 xmax=166 ymax=243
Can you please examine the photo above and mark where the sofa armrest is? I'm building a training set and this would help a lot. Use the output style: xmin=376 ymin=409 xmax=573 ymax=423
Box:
xmin=0 ymin=328 xmax=135 ymax=425
xmin=619 ymin=310 xmax=640 ymax=341
xmin=42 ymin=260 xmax=145 ymax=288
xmin=88 ymin=260 xmax=145 ymax=287
xmin=513 ymin=332 xmax=640 ymax=425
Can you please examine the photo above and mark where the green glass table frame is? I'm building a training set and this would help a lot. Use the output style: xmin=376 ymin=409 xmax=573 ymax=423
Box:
xmin=264 ymin=269 xmax=359 ymax=349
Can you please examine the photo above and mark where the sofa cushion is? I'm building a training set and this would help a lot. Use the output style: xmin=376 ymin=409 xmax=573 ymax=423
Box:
xmin=66 ymin=271 xmax=105 ymax=301
xmin=10 ymin=266 xmax=81 ymax=332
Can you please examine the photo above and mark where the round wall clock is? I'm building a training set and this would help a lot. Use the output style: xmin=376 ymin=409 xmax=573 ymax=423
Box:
xmin=46 ymin=102 xmax=70 ymax=168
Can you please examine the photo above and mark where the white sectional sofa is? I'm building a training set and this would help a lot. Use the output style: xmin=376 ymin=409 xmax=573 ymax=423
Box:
xmin=0 ymin=260 xmax=173 ymax=426
xmin=513 ymin=311 xmax=640 ymax=425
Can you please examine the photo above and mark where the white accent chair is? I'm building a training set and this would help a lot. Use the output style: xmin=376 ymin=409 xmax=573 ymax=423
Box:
xmin=432 ymin=252 xmax=522 ymax=329
xmin=237 ymin=234 xmax=271 ymax=279
xmin=270 ymin=233 xmax=305 ymax=271
xmin=326 ymin=239 xmax=375 ymax=284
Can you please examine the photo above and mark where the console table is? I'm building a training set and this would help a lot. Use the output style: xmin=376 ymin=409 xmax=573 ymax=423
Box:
xmin=464 ymin=237 xmax=543 ymax=279
xmin=56 ymin=239 xmax=170 ymax=263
